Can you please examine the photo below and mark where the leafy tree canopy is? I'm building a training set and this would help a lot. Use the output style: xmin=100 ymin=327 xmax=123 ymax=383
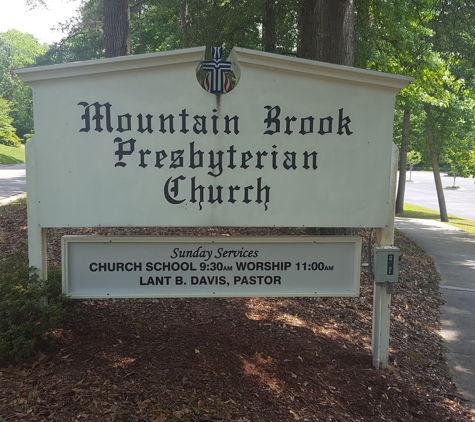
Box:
xmin=0 ymin=30 xmax=48 ymax=139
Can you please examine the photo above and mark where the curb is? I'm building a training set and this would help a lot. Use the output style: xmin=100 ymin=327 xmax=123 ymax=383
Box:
xmin=0 ymin=193 xmax=26 ymax=207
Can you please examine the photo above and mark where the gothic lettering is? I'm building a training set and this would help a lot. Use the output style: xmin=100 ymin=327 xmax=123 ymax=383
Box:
xmin=263 ymin=105 xmax=353 ymax=136
xmin=79 ymin=101 xmax=358 ymax=212
xmin=114 ymin=137 xmax=136 ymax=167
xmin=79 ymin=101 xmax=113 ymax=133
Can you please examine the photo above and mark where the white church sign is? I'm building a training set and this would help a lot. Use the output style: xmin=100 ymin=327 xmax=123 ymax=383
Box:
xmin=18 ymin=47 xmax=411 ymax=229
xmin=17 ymin=47 xmax=412 ymax=369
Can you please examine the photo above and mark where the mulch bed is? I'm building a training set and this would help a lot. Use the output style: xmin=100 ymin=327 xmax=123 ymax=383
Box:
xmin=1 ymin=199 xmax=474 ymax=421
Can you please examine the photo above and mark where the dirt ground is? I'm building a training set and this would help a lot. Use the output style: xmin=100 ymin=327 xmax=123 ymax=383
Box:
xmin=1 ymin=199 xmax=474 ymax=422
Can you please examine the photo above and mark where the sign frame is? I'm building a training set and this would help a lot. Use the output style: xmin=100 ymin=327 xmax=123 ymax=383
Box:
xmin=17 ymin=46 xmax=413 ymax=369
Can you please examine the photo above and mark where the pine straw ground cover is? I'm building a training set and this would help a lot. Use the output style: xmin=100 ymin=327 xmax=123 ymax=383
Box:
xmin=0 ymin=199 xmax=474 ymax=422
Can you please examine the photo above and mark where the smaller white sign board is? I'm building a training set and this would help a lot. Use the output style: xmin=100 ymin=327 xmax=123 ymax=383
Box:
xmin=62 ymin=236 xmax=361 ymax=299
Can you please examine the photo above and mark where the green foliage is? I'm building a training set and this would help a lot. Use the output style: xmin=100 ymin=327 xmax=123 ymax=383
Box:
xmin=23 ymin=133 xmax=34 ymax=143
xmin=448 ymin=148 xmax=475 ymax=182
xmin=42 ymin=0 xmax=301 ymax=63
xmin=5 ymin=1 xmax=475 ymax=190
xmin=0 ymin=97 xmax=21 ymax=147
xmin=0 ymin=130 xmax=21 ymax=147
xmin=38 ymin=0 xmax=105 ymax=65
xmin=0 ymin=30 xmax=48 ymax=139
xmin=355 ymin=1 xmax=475 ymax=180
xmin=407 ymin=151 xmax=421 ymax=166
xmin=0 ymin=251 xmax=68 ymax=363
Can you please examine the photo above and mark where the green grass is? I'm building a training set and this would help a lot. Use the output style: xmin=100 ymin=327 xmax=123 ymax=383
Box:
xmin=0 ymin=144 xmax=25 ymax=164
xmin=0 ymin=196 xmax=27 ymax=216
xmin=398 ymin=203 xmax=475 ymax=236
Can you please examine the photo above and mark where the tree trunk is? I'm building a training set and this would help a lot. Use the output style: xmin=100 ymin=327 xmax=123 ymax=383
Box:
xmin=424 ymin=104 xmax=448 ymax=222
xmin=316 ymin=0 xmax=354 ymax=66
xmin=263 ymin=0 xmax=276 ymax=53
xmin=300 ymin=0 xmax=318 ymax=60
xmin=395 ymin=109 xmax=410 ymax=214
xmin=180 ymin=2 xmax=191 ymax=48
xmin=354 ymin=0 xmax=371 ymax=68
xmin=104 ymin=0 xmax=130 ymax=58
xmin=300 ymin=0 xmax=355 ymax=235
xmin=300 ymin=0 xmax=354 ymax=65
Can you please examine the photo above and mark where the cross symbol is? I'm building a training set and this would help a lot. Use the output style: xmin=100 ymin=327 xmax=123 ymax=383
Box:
xmin=202 ymin=47 xmax=232 ymax=94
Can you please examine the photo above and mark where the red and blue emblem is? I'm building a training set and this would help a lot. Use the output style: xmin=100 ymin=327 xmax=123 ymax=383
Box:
xmin=202 ymin=47 xmax=233 ymax=94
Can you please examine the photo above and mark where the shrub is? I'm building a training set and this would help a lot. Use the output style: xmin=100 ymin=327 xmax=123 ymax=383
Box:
xmin=23 ymin=133 xmax=34 ymax=143
xmin=0 ymin=130 xmax=22 ymax=147
xmin=0 ymin=251 xmax=68 ymax=362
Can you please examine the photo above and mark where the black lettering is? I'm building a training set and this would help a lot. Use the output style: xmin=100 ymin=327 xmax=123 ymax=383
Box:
xmin=243 ymin=185 xmax=254 ymax=204
xmin=318 ymin=116 xmax=333 ymax=135
xmin=79 ymin=101 xmax=113 ymax=133
xmin=227 ymin=145 xmax=237 ymax=169
xmin=224 ymin=115 xmax=239 ymax=135
xmin=180 ymin=109 xmax=189 ymax=134
xmin=164 ymin=176 xmax=186 ymax=204
xmin=228 ymin=185 xmax=240 ymax=203
xmin=284 ymin=116 xmax=297 ymax=135
xmin=241 ymin=151 xmax=253 ymax=169
xmin=138 ymin=113 xmax=153 ymax=133
xmin=170 ymin=150 xmax=184 ymax=169
xmin=190 ymin=177 xmax=204 ymax=210
xmin=283 ymin=151 xmax=297 ymax=170
xmin=155 ymin=150 xmax=167 ymax=168
xmin=208 ymin=150 xmax=223 ymax=177
xmin=139 ymin=149 xmax=151 ymax=168
xmin=299 ymin=116 xmax=314 ymax=135
xmin=263 ymin=105 xmax=280 ymax=135
xmin=211 ymin=109 xmax=219 ymax=134
xmin=117 ymin=113 xmax=132 ymax=133
xmin=114 ymin=137 xmax=136 ymax=167
xmin=256 ymin=177 xmax=270 ymax=211
xmin=338 ymin=108 xmax=353 ymax=135
xmin=189 ymin=142 xmax=203 ymax=170
xmin=208 ymin=185 xmax=223 ymax=204
xmin=271 ymin=145 xmax=278 ymax=169
xmin=256 ymin=151 xmax=268 ymax=169
xmin=303 ymin=151 xmax=318 ymax=170
xmin=193 ymin=115 xmax=207 ymax=134
xmin=159 ymin=114 xmax=175 ymax=134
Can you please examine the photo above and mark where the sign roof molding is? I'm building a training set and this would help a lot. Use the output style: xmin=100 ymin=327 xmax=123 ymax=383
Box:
xmin=16 ymin=46 xmax=207 ymax=82
xmin=17 ymin=46 xmax=413 ymax=91
xmin=229 ymin=47 xmax=413 ymax=91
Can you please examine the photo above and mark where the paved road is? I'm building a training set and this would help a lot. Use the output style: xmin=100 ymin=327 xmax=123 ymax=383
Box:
xmin=395 ymin=218 xmax=475 ymax=413
xmin=401 ymin=170 xmax=475 ymax=221
xmin=0 ymin=163 xmax=26 ymax=205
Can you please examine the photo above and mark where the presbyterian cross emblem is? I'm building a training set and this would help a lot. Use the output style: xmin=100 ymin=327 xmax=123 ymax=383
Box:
xmin=202 ymin=47 xmax=232 ymax=94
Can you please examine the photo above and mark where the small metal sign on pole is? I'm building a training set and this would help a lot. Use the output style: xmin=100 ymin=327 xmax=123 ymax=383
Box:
xmin=17 ymin=47 xmax=412 ymax=369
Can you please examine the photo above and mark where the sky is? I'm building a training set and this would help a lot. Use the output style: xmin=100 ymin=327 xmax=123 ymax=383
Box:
xmin=0 ymin=0 xmax=81 ymax=44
